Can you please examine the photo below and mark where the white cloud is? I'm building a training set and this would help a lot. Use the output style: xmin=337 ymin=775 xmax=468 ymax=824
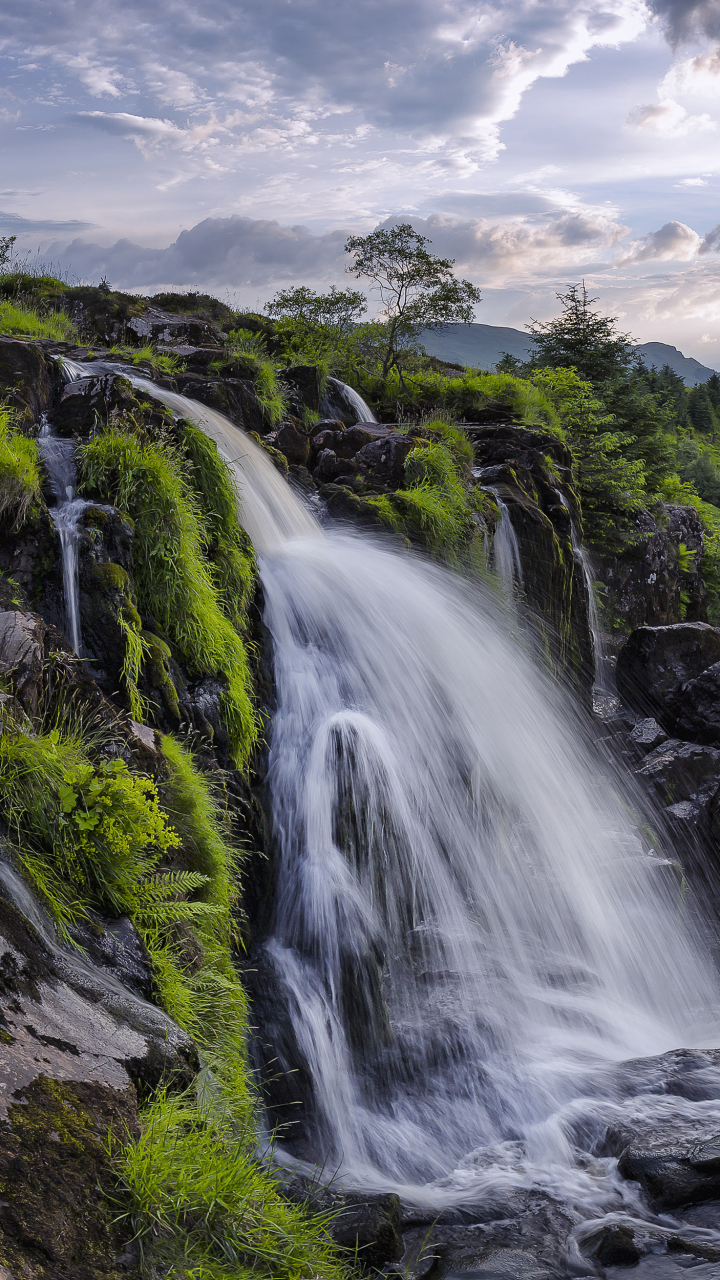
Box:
xmin=675 ymin=176 xmax=709 ymax=185
xmin=627 ymin=97 xmax=715 ymax=135
xmin=619 ymin=219 xmax=702 ymax=261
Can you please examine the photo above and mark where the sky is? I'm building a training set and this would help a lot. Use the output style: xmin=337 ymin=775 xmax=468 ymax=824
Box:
xmin=1 ymin=0 xmax=720 ymax=362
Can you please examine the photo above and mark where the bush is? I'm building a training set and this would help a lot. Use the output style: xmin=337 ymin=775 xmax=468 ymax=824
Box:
xmin=0 ymin=407 xmax=41 ymax=529
xmin=368 ymin=439 xmax=476 ymax=555
xmin=78 ymin=430 xmax=257 ymax=767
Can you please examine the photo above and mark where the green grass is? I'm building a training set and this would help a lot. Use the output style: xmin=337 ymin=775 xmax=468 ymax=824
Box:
xmin=0 ymin=298 xmax=77 ymax=342
xmin=368 ymin=439 xmax=476 ymax=556
xmin=78 ymin=429 xmax=258 ymax=767
xmin=117 ymin=1090 xmax=351 ymax=1280
xmin=371 ymin=366 xmax=560 ymax=432
xmin=225 ymin=331 xmax=287 ymax=426
xmin=108 ymin=343 xmax=186 ymax=376
xmin=0 ymin=408 xmax=42 ymax=529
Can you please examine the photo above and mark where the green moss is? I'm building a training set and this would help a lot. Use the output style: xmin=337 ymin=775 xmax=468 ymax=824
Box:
xmin=0 ymin=408 xmax=42 ymax=529
xmin=250 ymin=432 xmax=290 ymax=475
xmin=368 ymin=440 xmax=475 ymax=556
xmin=0 ymin=299 xmax=78 ymax=342
xmin=142 ymin=631 xmax=181 ymax=719
xmin=225 ymin=332 xmax=287 ymax=425
xmin=78 ymin=429 xmax=258 ymax=767
xmin=91 ymin=560 xmax=130 ymax=593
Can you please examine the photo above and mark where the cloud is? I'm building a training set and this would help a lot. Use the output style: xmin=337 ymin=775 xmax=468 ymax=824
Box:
xmin=0 ymin=210 xmax=94 ymax=233
xmin=675 ymin=176 xmax=709 ymax=185
xmin=627 ymin=97 xmax=715 ymax=135
xmin=620 ymin=219 xmax=702 ymax=261
xmin=0 ymin=0 xmax=651 ymax=166
xmin=700 ymin=222 xmax=720 ymax=252
xmin=646 ymin=0 xmax=720 ymax=42
xmin=46 ymin=206 xmax=631 ymax=293
xmin=47 ymin=215 xmax=350 ymax=289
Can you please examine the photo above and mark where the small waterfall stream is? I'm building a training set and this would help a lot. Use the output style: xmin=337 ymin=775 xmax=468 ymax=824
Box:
xmin=58 ymin=358 xmax=720 ymax=1249
xmin=487 ymin=487 xmax=523 ymax=601
xmin=37 ymin=416 xmax=89 ymax=654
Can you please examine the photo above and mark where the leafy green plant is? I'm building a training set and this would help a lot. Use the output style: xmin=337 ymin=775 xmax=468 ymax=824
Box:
xmin=78 ymin=429 xmax=257 ymax=767
xmin=368 ymin=440 xmax=475 ymax=555
xmin=0 ymin=408 xmax=42 ymax=528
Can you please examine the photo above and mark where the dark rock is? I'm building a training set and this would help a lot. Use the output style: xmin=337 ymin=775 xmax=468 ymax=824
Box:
xmin=280 ymin=365 xmax=323 ymax=413
xmin=618 ymin=1134 xmax=720 ymax=1209
xmin=126 ymin=305 xmax=222 ymax=349
xmin=315 ymin=448 xmax=342 ymax=481
xmin=53 ymin=373 xmax=137 ymax=437
xmin=595 ymin=503 xmax=706 ymax=634
xmin=581 ymin=1223 xmax=642 ymax=1266
xmin=675 ymin=661 xmax=720 ymax=744
xmin=0 ymin=337 xmax=61 ymax=424
xmin=629 ymin=717 xmax=669 ymax=752
xmin=355 ymin=432 xmax=416 ymax=488
xmin=320 ymin=483 xmax=397 ymax=531
xmin=443 ymin=1250 xmax=562 ymax=1278
xmin=635 ymin=738 xmax=720 ymax=805
xmin=175 ymin=376 xmax=265 ymax=435
xmin=616 ymin=622 xmax=720 ymax=728
xmin=309 ymin=417 xmax=344 ymax=437
xmin=275 ymin=420 xmax=310 ymax=466
xmin=69 ymin=915 xmax=153 ymax=999
xmin=328 ymin=1192 xmax=403 ymax=1270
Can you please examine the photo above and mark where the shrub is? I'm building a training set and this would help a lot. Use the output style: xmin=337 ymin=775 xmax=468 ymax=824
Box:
xmin=0 ymin=408 xmax=42 ymax=529
xmin=225 ymin=331 xmax=287 ymax=426
xmin=368 ymin=440 xmax=475 ymax=555
xmin=78 ymin=430 xmax=257 ymax=767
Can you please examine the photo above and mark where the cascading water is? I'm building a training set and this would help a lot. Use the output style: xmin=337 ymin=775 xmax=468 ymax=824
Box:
xmin=59 ymin=358 xmax=720 ymax=1251
xmin=37 ymin=415 xmax=88 ymax=653
xmin=487 ymin=487 xmax=523 ymax=601
xmin=321 ymin=377 xmax=377 ymax=424
xmin=556 ymin=490 xmax=609 ymax=692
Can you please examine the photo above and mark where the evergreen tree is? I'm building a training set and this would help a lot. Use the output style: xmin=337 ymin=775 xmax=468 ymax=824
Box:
xmin=527 ymin=283 xmax=632 ymax=384
xmin=688 ymin=383 xmax=719 ymax=434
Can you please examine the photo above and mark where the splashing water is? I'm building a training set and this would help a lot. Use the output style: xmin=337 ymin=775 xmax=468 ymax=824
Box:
xmin=321 ymin=377 xmax=377 ymax=424
xmin=59 ymin=358 xmax=720 ymax=1239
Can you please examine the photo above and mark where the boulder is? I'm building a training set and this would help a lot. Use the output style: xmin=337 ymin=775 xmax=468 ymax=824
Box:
xmin=0 ymin=610 xmax=45 ymax=715
xmin=0 ymin=337 xmax=61 ymax=424
xmin=629 ymin=717 xmax=669 ymax=752
xmin=616 ymin=622 xmax=720 ymax=728
xmin=675 ymin=661 xmax=720 ymax=744
xmin=328 ymin=1192 xmax=402 ymax=1270
xmin=355 ymin=433 xmax=416 ymax=488
xmin=618 ymin=1135 xmax=720 ymax=1210
xmin=579 ymin=1223 xmax=642 ymax=1267
xmin=53 ymin=373 xmax=137 ymax=437
xmin=634 ymin=738 xmax=720 ymax=806
xmin=280 ymin=365 xmax=323 ymax=413
xmin=275 ymin=420 xmax=310 ymax=466
xmin=126 ymin=305 xmax=221 ymax=348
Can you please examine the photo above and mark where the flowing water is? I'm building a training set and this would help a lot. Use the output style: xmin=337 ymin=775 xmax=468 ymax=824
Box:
xmin=37 ymin=415 xmax=89 ymax=653
xmin=58 ymin=358 xmax=720 ymax=1259
xmin=487 ymin=487 xmax=523 ymax=601
xmin=321 ymin=377 xmax=377 ymax=424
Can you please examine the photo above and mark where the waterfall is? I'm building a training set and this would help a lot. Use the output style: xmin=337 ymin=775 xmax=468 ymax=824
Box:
xmin=59 ymin=358 xmax=720 ymax=1230
xmin=37 ymin=416 xmax=88 ymax=654
xmin=321 ymin=377 xmax=377 ymax=424
xmin=556 ymin=490 xmax=609 ymax=691
xmin=487 ymin=488 xmax=523 ymax=600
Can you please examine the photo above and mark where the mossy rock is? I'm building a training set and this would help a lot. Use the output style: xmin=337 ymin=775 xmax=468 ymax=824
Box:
xmin=0 ymin=1076 xmax=139 ymax=1279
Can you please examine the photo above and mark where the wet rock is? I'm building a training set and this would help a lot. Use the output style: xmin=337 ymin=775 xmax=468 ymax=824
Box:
xmin=328 ymin=1192 xmax=403 ymax=1270
xmin=634 ymin=738 xmax=720 ymax=806
xmin=53 ymin=373 xmax=137 ymax=437
xmin=275 ymin=419 xmax=310 ymax=466
xmin=309 ymin=417 xmax=344 ymax=437
xmin=0 ymin=610 xmax=44 ymax=715
xmin=629 ymin=718 xmax=669 ymax=752
xmin=581 ymin=1223 xmax=642 ymax=1266
xmin=315 ymin=448 xmax=342 ymax=481
xmin=445 ymin=1249 xmax=562 ymax=1278
xmin=69 ymin=915 xmax=153 ymax=999
xmin=618 ymin=1135 xmax=720 ymax=1209
xmin=0 ymin=337 xmax=61 ymax=424
xmin=280 ymin=365 xmax=323 ymax=414
xmin=175 ymin=376 xmax=265 ymax=435
xmin=616 ymin=622 xmax=720 ymax=729
xmin=355 ymin=433 xmax=416 ymax=488
xmin=675 ymin=661 xmax=720 ymax=744
xmin=595 ymin=503 xmax=706 ymax=634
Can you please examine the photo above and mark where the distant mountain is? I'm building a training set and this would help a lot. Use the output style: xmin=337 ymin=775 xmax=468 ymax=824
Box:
xmin=419 ymin=324 xmax=718 ymax=387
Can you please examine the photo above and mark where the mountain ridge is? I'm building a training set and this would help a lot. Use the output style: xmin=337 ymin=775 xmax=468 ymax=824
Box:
xmin=419 ymin=323 xmax=718 ymax=386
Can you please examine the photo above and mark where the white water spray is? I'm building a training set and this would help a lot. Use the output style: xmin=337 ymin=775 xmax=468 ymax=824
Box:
xmin=59 ymin=358 xmax=720 ymax=1231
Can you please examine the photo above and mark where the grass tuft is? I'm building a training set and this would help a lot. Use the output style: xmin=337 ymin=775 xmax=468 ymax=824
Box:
xmin=0 ymin=408 xmax=42 ymax=528
xmin=0 ymin=298 xmax=77 ymax=342
xmin=78 ymin=429 xmax=257 ymax=767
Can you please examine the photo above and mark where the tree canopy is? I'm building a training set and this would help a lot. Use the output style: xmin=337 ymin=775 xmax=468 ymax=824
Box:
xmin=345 ymin=223 xmax=481 ymax=377
xmin=528 ymin=283 xmax=633 ymax=385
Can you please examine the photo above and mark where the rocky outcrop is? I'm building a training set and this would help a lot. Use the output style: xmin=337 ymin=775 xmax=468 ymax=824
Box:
xmin=616 ymin=621 xmax=720 ymax=729
xmin=595 ymin=502 xmax=706 ymax=635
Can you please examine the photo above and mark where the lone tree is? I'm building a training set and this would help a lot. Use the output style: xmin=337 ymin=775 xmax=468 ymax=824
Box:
xmin=344 ymin=223 xmax=481 ymax=377
xmin=528 ymin=283 xmax=632 ymax=385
